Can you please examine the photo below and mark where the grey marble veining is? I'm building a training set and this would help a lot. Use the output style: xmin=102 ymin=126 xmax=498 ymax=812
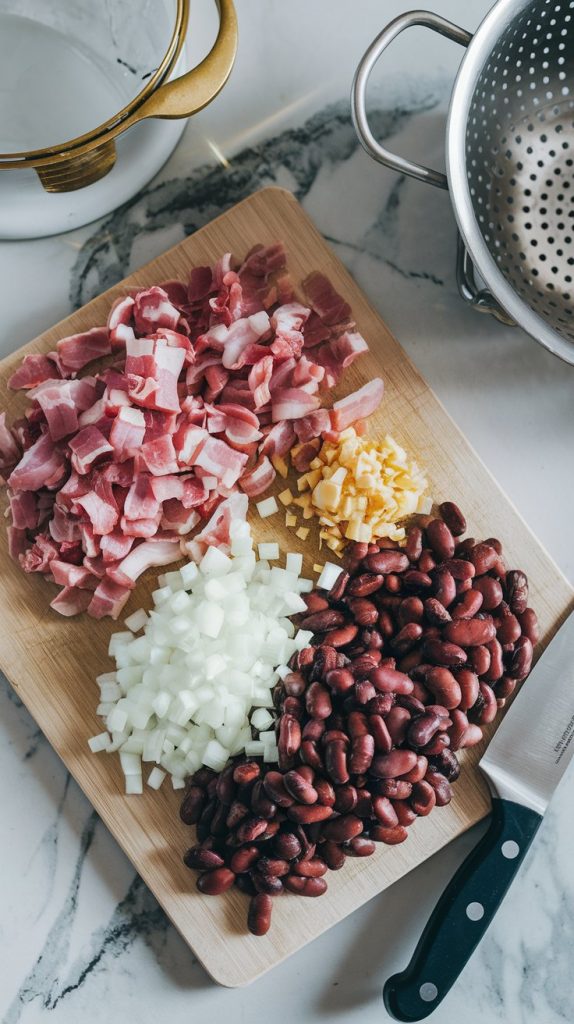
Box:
xmin=1 ymin=65 xmax=574 ymax=1024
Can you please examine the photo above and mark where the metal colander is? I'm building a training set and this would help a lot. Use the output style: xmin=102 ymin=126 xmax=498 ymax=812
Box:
xmin=351 ymin=1 xmax=574 ymax=364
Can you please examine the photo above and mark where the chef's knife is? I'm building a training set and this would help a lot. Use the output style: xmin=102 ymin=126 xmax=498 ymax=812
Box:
xmin=384 ymin=607 xmax=574 ymax=1021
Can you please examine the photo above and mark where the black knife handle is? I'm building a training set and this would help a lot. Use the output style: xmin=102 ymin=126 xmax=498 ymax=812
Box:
xmin=383 ymin=798 xmax=543 ymax=1021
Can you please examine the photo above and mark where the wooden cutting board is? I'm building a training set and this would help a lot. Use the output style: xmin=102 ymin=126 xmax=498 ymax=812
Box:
xmin=0 ymin=187 xmax=572 ymax=987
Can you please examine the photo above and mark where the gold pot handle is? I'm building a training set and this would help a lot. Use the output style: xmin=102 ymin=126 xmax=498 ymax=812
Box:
xmin=135 ymin=0 xmax=238 ymax=121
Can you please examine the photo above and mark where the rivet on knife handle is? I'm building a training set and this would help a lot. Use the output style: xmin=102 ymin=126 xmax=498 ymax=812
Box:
xmin=383 ymin=798 xmax=542 ymax=1021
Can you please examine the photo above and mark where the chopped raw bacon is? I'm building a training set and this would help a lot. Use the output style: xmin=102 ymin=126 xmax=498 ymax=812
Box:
xmin=182 ymin=492 xmax=247 ymax=562
xmin=56 ymin=327 xmax=110 ymax=372
xmin=50 ymin=586 xmax=94 ymax=617
xmin=133 ymin=286 xmax=180 ymax=334
xmin=303 ymin=271 xmax=352 ymax=326
xmin=271 ymin=388 xmax=321 ymax=422
xmin=1 ymin=244 xmax=375 ymax=616
xmin=239 ymin=455 xmax=276 ymax=497
xmin=330 ymin=378 xmax=385 ymax=432
xmin=8 ymin=353 xmax=62 ymax=391
xmin=8 ymin=432 xmax=65 ymax=492
xmin=293 ymin=409 xmax=331 ymax=443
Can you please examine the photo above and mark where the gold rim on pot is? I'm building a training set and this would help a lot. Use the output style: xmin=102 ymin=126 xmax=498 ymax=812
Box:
xmin=0 ymin=0 xmax=237 ymax=193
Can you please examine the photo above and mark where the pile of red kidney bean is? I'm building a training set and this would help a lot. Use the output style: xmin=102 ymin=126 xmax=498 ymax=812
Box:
xmin=179 ymin=501 xmax=540 ymax=936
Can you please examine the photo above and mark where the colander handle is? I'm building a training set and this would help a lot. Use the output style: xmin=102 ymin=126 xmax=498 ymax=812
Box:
xmin=351 ymin=10 xmax=472 ymax=189
xmin=456 ymin=236 xmax=516 ymax=327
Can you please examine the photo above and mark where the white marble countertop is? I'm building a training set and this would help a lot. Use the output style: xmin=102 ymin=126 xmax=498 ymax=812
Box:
xmin=1 ymin=2 xmax=574 ymax=1022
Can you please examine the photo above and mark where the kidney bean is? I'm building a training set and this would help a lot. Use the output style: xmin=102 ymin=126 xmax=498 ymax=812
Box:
xmin=495 ymin=675 xmax=517 ymax=701
xmin=348 ymin=710 xmax=368 ymax=738
xmin=197 ymin=868 xmax=235 ymax=895
xmin=281 ymin=673 xmax=305 ymax=699
xmin=395 ymin=693 xmax=426 ymax=716
xmin=282 ymin=696 xmax=303 ymax=722
xmin=422 ymin=598 xmax=450 ymax=626
xmin=496 ymin=606 xmax=521 ymax=645
xmin=411 ymin=780 xmax=437 ymax=816
xmin=518 ymin=607 xmax=540 ymax=645
xmin=365 ymin=692 xmax=393 ymax=715
xmin=304 ymin=592 xmax=330 ymax=614
xmin=369 ymin=665 xmax=414 ymax=695
xmin=228 ymin=845 xmax=259 ymax=874
xmin=333 ymin=784 xmax=358 ymax=814
xmin=233 ymin=761 xmax=261 ymax=787
xmin=384 ymin=706 xmax=410 ymax=747
xmin=373 ymin=780 xmax=412 ymax=801
xmin=505 ymin=569 xmax=529 ymax=614
xmin=429 ymin=748 xmax=460 ymax=781
xmin=509 ymin=635 xmax=533 ymax=680
xmin=401 ymin=755 xmax=429 ymax=784
xmin=304 ymin=681 xmax=332 ymax=721
xmin=420 ymin=732 xmax=450 ymax=756
xmin=322 ymin=728 xmax=349 ymax=746
xmin=191 ymin=766 xmax=215 ymax=788
xmin=251 ymin=870 xmax=284 ymax=895
xmin=271 ymin=832 xmax=300 ymax=861
xmin=403 ymin=569 xmax=433 ymax=590
xmin=235 ymin=873 xmax=256 ymax=896
xmin=263 ymin=771 xmax=295 ymax=808
xmin=423 ymin=638 xmax=467 ymax=668
xmin=398 ymin=597 xmax=425 ymax=627
xmin=289 ymin=856 xmax=327 ymax=880
xmin=247 ymin=893 xmax=273 ymax=936
xmin=459 ymin=724 xmax=483 ymax=748
xmin=225 ymin=799 xmax=249 ymax=829
xmin=412 ymin=680 xmax=431 ymax=704
xmin=456 ymin=578 xmax=472 ymax=596
xmin=355 ymin=788 xmax=373 ymax=816
xmin=424 ymin=666 xmax=462 ymax=709
xmin=397 ymin=654 xmax=422 ymax=679
xmin=297 ymin=646 xmax=315 ymax=670
xmin=324 ymin=739 xmax=349 ymax=785
xmin=455 ymin=668 xmax=480 ymax=711
xmin=300 ymin=609 xmax=346 ymax=632
xmin=361 ymin=551 xmax=408 ymax=574
xmin=447 ymin=709 xmax=469 ymax=751
xmin=407 ymin=713 xmax=443 ymax=749
xmin=406 ymin=526 xmax=423 ymax=562
xmin=183 ymin=844 xmax=225 ymax=870
xmin=424 ymin=704 xmax=451 ymax=721
xmin=384 ymin=574 xmax=401 ymax=594
xmin=302 ymin=720 xmax=326 ymax=744
xmin=370 ymin=824 xmax=409 ymax=844
xmin=324 ymin=624 xmax=359 ymax=648
xmin=213 ymin=765 xmax=234 ymax=807
xmin=469 ymin=543 xmax=498 ymax=575
xmin=391 ymin=623 xmax=423 ymax=655
xmin=347 ymin=573 xmax=385 ymax=597
xmin=451 ymin=590 xmax=484 ymax=620
xmin=468 ymin=644 xmax=491 ymax=676
xmin=433 ymin=570 xmax=457 ymax=608
xmin=441 ymin=559 xmax=476 ymax=580
xmin=299 ymin=741 xmax=322 ymax=774
xmin=321 ymin=814 xmax=363 ymax=843
xmin=282 ymin=771 xmax=317 ymax=806
xmin=278 ymin=715 xmax=301 ymax=764
xmin=446 ymin=616 xmax=496 ymax=648
xmin=372 ymin=749 xmax=418 ymax=778
xmin=370 ymin=793 xmax=398 ymax=827
xmin=354 ymin=681 xmax=376 ymax=706
xmin=483 ymin=638 xmax=504 ymax=683
xmin=256 ymin=856 xmax=290 ymax=878
xmin=286 ymin=803 xmax=333 ymax=825
xmin=418 ymin=551 xmax=437 ymax=575
xmin=438 ymin=501 xmax=466 ymax=536
xmin=179 ymin=786 xmax=206 ymax=825
xmin=368 ymin=714 xmax=392 ymax=754
xmin=376 ymin=611 xmax=394 ymax=640
xmin=350 ymin=733 xmax=375 ymax=774
xmin=474 ymin=682 xmax=498 ymax=724
xmin=425 ymin=770 xmax=452 ymax=806
xmin=472 ymin=577 xmax=503 ymax=611
xmin=426 ymin=519 xmax=455 ymax=560
xmin=284 ymin=875 xmax=328 ymax=897
xmin=329 ymin=569 xmax=350 ymax=601
xmin=392 ymin=800 xmax=417 ymax=827
xmin=347 ymin=597 xmax=379 ymax=627
xmin=323 ymin=668 xmax=354 ymax=696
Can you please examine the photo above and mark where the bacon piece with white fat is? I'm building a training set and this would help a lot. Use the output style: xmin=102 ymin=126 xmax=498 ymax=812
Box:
xmin=56 ymin=327 xmax=111 ymax=373
xmin=330 ymin=377 xmax=385 ymax=432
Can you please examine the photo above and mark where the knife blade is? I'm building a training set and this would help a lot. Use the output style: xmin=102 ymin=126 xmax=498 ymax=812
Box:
xmin=384 ymin=606 xmax=574 ymax=1022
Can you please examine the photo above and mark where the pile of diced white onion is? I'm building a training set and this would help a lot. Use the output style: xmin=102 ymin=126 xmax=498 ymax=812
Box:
xmin=88 ymin=519 xmax=315 ymax=794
